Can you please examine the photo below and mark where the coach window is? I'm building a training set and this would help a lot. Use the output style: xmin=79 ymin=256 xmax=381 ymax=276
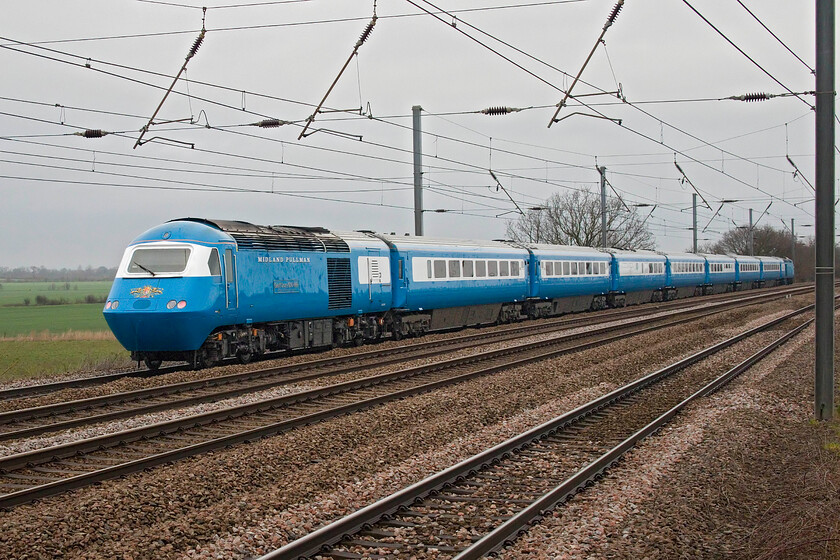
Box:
xmin=476 ymin=260 xmax=487 ymax=277
xmin=448 ymin=260 xmax=461 ymax=278
xmin=585 ymin=262 xmax=592 ymax=275
xmin=563 ymin=261 xmax=571 ymax=276
xmin=433 ymin=260 xmax=446 ymax=279
xmin=545 ymin=261 xmax=553 ymax=276
xmin=571 ymin=262 xmax=578 ymax=275
xmin=463 ymin=260 xmax=474 ymax=277
xmin=499 ymin=260 xmax=510 ymax=277
xmin=511 ymin=261 xmax=520 ymax=276
xmin=208 ymin=249 xmax=221 ymax=276
xmin=488 ymin=261 xmax=498 ymax=277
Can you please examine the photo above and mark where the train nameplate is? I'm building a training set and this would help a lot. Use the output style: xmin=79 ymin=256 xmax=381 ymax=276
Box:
xmin=274 ymin=280 xmax=301 ymax=294
xmin=258 ymin=256 xmax=311 ymax=263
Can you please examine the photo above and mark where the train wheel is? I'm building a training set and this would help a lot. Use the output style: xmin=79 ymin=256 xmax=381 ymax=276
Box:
xmin=237 ymin=350 xmax=253 ymax=365
xmin=143 ymin=357 xmax=162 ymax=371
xmin=192 ymin=352 xmax=206 ymax=370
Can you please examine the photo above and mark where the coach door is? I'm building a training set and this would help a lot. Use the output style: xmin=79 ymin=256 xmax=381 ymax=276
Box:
xmin=224 ymin=248 xmax=238 ymax=309
xmin=365 ymin=249 xmax=390 ymax=309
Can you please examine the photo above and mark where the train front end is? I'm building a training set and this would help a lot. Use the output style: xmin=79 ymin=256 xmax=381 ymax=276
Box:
xmin=104 ymin=221 xmax=230 ymax=368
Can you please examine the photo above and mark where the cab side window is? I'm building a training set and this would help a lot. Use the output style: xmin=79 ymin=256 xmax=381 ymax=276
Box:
xmin=208 ymin=249 xmax=221 ymax=276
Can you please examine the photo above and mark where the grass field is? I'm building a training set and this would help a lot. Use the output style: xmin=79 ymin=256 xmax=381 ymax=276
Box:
xmin=0 ymin=339 xmax=133 ymax=381
xmin=0 ymin=281 xmax=112 ymax=307
xmin=0 ymin=280 xmax=126 ymax=380
xmin=0 ymin=303 xmax=111 ymax=337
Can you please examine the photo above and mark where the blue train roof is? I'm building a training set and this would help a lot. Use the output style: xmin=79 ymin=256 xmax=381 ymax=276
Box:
xmin=133 ymin=218 xmax=354 ymax=253
xmin=130 ymin=219 xmax=236 ymax=245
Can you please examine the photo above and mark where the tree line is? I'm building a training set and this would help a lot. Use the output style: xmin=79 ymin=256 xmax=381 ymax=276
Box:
xmin=0 ymin=266 xmax=117 ymax=282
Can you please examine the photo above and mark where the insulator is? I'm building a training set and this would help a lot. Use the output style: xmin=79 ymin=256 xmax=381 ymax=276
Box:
xmin=743 ymin=92 xmax=769 ymax=102
xmin=481 ymin=106 xmax=519 ymax=115
xmin=730 ymin=92 xmax=770 ymax=102
xmin=604 ymin=0 xmax=624 ymax=28
xmin=355 ymin=20 xmax=376 ymax=48
xmin=75 ymin=129 xmax=108 ymax=138
xmin=187 ymin=30 xmax=205 ymax=60
xmin=253 ymin=119 xmax=287 ymax=128
xmin=355 ymin=16 xmax=377 ymax=49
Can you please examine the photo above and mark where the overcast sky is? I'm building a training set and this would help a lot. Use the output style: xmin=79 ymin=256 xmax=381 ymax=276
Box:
xmin=0 ymin=0 xmax=834 ymax=268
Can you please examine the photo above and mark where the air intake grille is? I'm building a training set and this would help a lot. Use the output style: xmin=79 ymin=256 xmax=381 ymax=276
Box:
xmin=231 ymin=232 xmax=329 ymax=252
xmin=327 ymin=258 xmax=352 ymax=309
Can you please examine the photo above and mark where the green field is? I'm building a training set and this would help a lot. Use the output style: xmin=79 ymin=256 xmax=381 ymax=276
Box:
xmin=0 ymin=280 xmax=113 ymax=307
xmin=0 ymin=339 xmax=132 ymax=381
xmin=0 ymin=281 xmax=123 ymax=380
xmin=0 ymin=303 xmax=112 ymax=337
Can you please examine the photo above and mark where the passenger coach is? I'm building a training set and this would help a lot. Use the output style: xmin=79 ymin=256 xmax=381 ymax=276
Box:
xmin=734 ymin=255 xmax=761 ymax=290
xmin=608 ymin=249 xmax=667 ymax=306
xmin=662 ymin=252 xmax=706 ymax=299
xmin=374 ymin=234 xmax=530 ymax=337
xmin=521 ymin=243 xmax=611 ymax=316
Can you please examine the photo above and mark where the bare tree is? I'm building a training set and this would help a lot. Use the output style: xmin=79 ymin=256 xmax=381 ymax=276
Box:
xmin=506 ymin=189 xmax=655 ymax=249
xmin=696 ymin=224 xmax=840 ymax=283
xmin=698 ymin=224 xmax=793 ymax=257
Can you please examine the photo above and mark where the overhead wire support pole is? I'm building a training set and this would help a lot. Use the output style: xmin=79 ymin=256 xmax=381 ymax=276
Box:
xmin=413 ymin=105 xmax=423 ymax=236
xmin=693 ymin=193 xmax=698 ymax=253
xmin=814 ymin=0 xmax=835 ymax=421
xmin=134 ymin=8 xmax=206 ymax=149
xmin=599 ymin=166 xmax=607 ymax=248
xmin=749 ymin=208 xmax=754 ymax=256
xmin=547 ymin=0 xmax=624 ymax=128
xmin=298 ymin=11 xmax=377 ymax=140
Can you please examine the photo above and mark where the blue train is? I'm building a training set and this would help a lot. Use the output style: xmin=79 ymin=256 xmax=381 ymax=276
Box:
xmin=103 ymin=218 xmax=794 ymax=369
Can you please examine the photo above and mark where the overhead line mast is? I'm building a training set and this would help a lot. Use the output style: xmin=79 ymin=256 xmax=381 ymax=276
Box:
xmin=814 ymin=0 xmax=835 ymax=421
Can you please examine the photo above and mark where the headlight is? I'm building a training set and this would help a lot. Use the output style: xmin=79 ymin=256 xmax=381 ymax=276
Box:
xmin=177 ymin=300 xmax=187 ymax=309
xmin=111 ymin=300 xmax=120 ymax=309
xmin=105 ymin=301 xmax=112 ymax=310
xmin=166 ymin=300 xmax=177 ymax=309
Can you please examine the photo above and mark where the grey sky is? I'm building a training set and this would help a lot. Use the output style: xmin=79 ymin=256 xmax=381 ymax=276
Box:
xmin=0 ymin=0 xmax=832 ymax=269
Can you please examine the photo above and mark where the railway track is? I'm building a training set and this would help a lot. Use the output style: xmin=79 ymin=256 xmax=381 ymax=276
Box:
xmin=258 ymin=303 xmax=823 ymax=560
xmin=0 ymin=287 xmax=808 ymax=509
xmin=0 ymin=284 xmax=811 ymax=404
xmin=0 ymin=285 xmax=811 ymax=443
